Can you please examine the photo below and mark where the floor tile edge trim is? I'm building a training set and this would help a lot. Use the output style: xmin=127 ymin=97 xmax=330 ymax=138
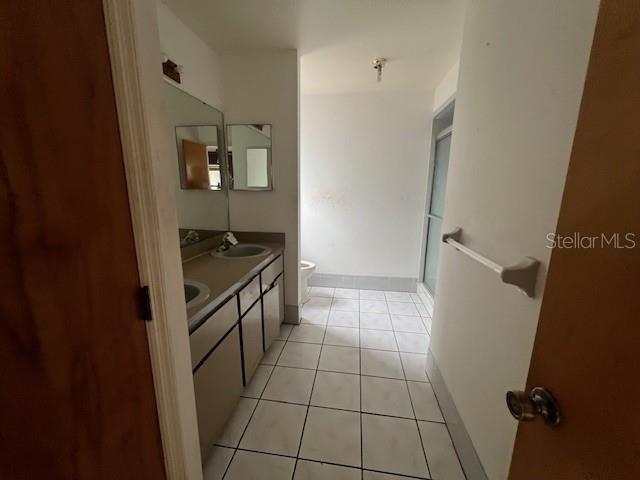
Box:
xmin=309 ymin=273 xmax=418 ymax=292
xmin=426 ymin=351 xmax=488 ymax=480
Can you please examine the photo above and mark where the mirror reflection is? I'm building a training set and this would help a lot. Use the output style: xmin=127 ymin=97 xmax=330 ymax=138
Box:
xmin=176 ymin=126 xmax=222 ymax=190
xmin=227 ymin=124 xmax=273 ymax=191
xmin=164 ymin=83 xmax=229 ymax=234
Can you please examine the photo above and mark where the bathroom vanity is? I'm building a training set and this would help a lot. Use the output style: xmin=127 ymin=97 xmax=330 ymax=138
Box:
xmin=183 ymin=243 xmax=284 ymax=457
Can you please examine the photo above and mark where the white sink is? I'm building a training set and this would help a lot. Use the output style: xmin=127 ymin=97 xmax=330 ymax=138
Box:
xmin=212 ymin=243 xmax=272 ymax=259
xmin=184 ymin=279 xmax=210 ymax=308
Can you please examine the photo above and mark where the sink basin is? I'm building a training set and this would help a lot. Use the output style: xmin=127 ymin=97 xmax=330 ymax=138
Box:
xmin=212 ymin=243 xmax=272 ymax=259
xmin=184 ymin=279 xmax=210 ymax=308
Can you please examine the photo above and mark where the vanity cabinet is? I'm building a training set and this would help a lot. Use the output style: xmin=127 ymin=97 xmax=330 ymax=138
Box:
xmin=189 ymin=252 xmax=284 ymax=456
xmin=263 ymin=275 xmax=284 ymax=350
xmin=241 ymin=299 xmax=263 ymax=383
xmin=193 ymin=325 xmax=243 ymax=458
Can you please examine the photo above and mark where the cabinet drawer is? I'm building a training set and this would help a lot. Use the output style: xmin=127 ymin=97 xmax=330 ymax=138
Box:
xmin=190 ymin=297 xmax=238 ymax=369
xmin=239 ymin=276 xmax=260 ymax=316
xmin=261 ymin=255 xmax=283 ymax=293
xmin=241 ymin=300 xmax=263 ymax=383
xmin=193 ymin=325 xmax=243 ymax=458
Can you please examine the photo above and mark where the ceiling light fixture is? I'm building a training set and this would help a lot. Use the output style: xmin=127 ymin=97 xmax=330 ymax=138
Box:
xmin=372 ymin=57 xmax=387 ymax=83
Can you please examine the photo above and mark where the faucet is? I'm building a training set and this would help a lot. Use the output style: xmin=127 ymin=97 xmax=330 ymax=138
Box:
xmin=180 ymin=230 xmax=199 ymax=246
xmin=216 ymin=231 xmax=239 ymax=252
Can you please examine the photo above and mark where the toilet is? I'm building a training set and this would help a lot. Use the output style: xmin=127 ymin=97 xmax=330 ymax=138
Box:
xmin=300 ymin=260 xmax=316 ymax=303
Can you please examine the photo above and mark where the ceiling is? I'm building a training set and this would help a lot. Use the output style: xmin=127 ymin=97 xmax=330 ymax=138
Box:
xmin=161 ymin=0 xmax=466 ymax=94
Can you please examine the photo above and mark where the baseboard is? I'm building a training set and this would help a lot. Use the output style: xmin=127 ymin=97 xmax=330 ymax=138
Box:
xmin=284 ymin=304 xmax=300 ymax=324
xmin=426 ymin=351 xmax=488 ymax=480
xmin=417 ymin=282 xmax=435 ymax=316
xmin=309 ymin=273 xmax=417 ymax=292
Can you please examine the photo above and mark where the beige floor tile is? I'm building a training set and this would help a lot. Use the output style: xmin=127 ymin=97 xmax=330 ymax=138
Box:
xmin=294 ymin=460 xmax=361 ymax=480
xmin=359 ymin=290 xmax=386 ymax=300
xmin=324 ymin=326 xmax=359 ymax=347
xmin=387 ymin=301 xmax=420 ymax=316
xmin=243 ymin=364 xmax=274 ymax=398
xmin=310 ymin=371 xmax=360 ymax=411
xmin=328 ymin=310 xmax=359 ymax=327
xmin=418 ymin=421 xmax=465 ymax=480
xmin=399 ymin=353 xmax=429 ymax=382
xmin=360 ymin=299 xmax=389 ymax=314
xmin=225 ymin=450 xmax=295 ymax=480
xmin=289 ymin=324 xmax=326 ymax=344
xmin=360 ymin=329 xmax=398 ymax=351
xmin=384 ymin=291 xmax=413 ymax=303
xmin=318 ymin=345 xmax=360 ymax=374
xmin=363 ymin=470 xmax=416 ymax=479
xmin=334 ymin=288 xmax=360 ymax=299
xmin=395 ymin=332 xmax=430 ymax=354
xmin=300 ymin=305 xmax=330 ymax=325
xmin=262 ymin=366 xmax=316 ymax=404
xmin=261 ymin=340 xmax=285 ymax=365
xmin=408 ymin=382 xmax=444 ymax=422
xmin=391 ymin=315 xmax=427 ymax=333
xmin=331 ymin=298 xmax=360 ymax=312
xmin=359 ymin=312 xmax=393 ymax=330
xmin=277 ymin=323 xmax=294 ymax=340
xmin=309 ymin=287 xmax=335 ymax=298
xmin=202 ymin=446 xmax=234 ymax=480
xmin=299 ymin=407 xmax=361 ymax=467
xmin=361 ymin=376 xmax=414 ymax=418
xmin=277 ymin=342 xmax=321 ymax=369
xmin=360 ymin=349 xmax=404 ymax=379
xmin=362 ymin=414 xmax=429 ymax=478
xmin=239 ymin=400 xmax=307 ymax=456
xmin=216 ymin=397 xmax=258 ymax=448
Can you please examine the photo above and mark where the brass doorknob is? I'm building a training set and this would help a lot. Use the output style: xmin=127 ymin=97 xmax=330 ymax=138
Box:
xmin=506 ymin=387 xmax=561 ymax=426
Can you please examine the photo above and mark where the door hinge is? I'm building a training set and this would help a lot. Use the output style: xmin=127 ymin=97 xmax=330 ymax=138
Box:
xmin=140 ymin=285 xmax=153 ymax=322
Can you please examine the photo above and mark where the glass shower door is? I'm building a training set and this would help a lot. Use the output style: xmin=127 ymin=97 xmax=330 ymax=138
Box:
xmin=423 ymin=130 xmax=451 ymax=293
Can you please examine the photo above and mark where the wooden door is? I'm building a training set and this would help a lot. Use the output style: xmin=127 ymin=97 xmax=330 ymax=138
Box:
xmin=182 ymin=139 xmax=210 ymax=189
xmin=509 ymin=1 xmax=640 ymax=478
xmin=0 ymin=1 xmax=166 ymax=479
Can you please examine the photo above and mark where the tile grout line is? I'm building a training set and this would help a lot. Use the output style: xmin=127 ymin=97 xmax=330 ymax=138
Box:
xmin=290 ymin=321 xmax=325 ymax=480
xmin=232 ymin=446 xmax=431 ymax=480
xmin=359 ymin=311 xmax=364 ymax=477
xmin=391 ymin=321 xmax=433 ymax=480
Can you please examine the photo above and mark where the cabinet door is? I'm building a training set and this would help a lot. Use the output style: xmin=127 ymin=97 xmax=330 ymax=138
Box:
xmin=241 ymin=300 xmax=263 ymax=383
xmin=189 ymin=297 xmax=238 ymax=369
xmin=263 ymin=280 xmax=282 ymax=350
xmin=193 ymin=326 xmax=243 ymax=458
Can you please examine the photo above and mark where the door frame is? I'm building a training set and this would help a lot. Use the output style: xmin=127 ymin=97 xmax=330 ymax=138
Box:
xmin=102 ymin=1 xmax=202 ymax=479
xmin=418 ymin=96 xmax=455 ymax=295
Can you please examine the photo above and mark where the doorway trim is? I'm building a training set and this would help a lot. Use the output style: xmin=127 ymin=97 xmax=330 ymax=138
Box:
xmin=418 ymin=96 xmax=456 ymax=294
xmin=102 ymin=1 xmax=202 ymax=479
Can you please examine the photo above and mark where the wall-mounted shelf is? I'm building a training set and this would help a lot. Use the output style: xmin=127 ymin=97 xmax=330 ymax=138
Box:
xmin=442 ymin=227 xmax=540 ymax=298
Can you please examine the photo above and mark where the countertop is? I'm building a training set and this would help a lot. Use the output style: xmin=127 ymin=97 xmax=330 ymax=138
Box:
xmin=182 ymin=242 xmax=283 ymax=333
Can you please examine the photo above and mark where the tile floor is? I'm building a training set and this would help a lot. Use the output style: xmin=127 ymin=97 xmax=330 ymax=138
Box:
xmin=204 ymin=288 xmax=465 ymax=480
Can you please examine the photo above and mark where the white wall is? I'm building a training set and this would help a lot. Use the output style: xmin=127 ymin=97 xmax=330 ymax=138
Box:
xmin=433 ymin=61 xmax=460 ymax=113
xmin=431 ymin=2 xmax=599 ymax=478
xmin=156 ymin=1 xmax=223 ymax=109
xmin=221 ymin=51 xmax=300 ymax=311
xmin=301 ymin=92 xmax=432 ymax=280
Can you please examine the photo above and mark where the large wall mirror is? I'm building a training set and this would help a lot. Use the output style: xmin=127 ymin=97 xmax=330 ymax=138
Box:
xmin=164 ymin=83 xmax=229 ymax=235
xmin=226 ymin=124 xmax=273 ymax=191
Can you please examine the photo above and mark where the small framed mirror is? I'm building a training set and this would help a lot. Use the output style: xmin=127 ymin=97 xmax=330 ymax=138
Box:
xmin=226 ymin=124 xmax=273 ymax=191
xmin=176 ymin=125 xmax=224 ymax=191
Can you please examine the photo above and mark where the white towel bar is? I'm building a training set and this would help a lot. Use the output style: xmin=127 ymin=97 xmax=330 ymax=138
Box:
xmin=442 ymin=227 xmax=540 ymax=298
